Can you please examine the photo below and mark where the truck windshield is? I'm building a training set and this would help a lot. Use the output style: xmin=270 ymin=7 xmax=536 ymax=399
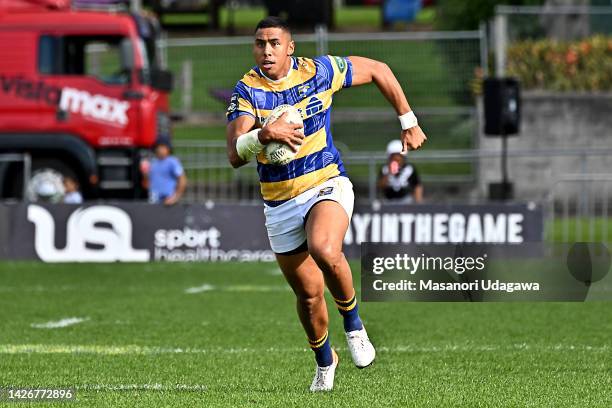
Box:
xmin=39 ymin=35 xmax=134 ymax=85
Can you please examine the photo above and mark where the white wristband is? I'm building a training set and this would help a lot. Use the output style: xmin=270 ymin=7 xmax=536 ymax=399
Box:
xmin=398 ymin=111 xmax=418 ymax=130
xmin=236 ymin=129 xmax=264 ymax=161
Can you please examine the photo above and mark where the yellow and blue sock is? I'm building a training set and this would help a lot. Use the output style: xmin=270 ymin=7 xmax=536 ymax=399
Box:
xmin=335 ymin=293 xmax=363 ymax=332
xmin=308 ymin=331 xmax=333 ymax=367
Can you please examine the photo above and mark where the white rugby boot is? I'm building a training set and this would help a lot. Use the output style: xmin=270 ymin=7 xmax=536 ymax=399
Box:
xmin=309 ymin=349 xmax=339 ymax=392
xmin=345 ymin=326 xmax=376 ymax=368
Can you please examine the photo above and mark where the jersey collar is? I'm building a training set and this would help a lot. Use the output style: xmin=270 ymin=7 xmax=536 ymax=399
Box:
xmin=256 ymin=57 xmax=298 ymax=83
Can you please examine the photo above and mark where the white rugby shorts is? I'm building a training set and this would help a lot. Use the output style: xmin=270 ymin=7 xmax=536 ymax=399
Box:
xmin=264 ymin=176 xmax=354 ymax=254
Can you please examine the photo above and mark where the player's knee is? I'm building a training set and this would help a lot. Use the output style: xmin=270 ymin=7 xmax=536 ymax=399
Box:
xmin=309 ymin=241 xmax=342 ymax=272
xmin=297 ymin=291 xmax=324 ymax=310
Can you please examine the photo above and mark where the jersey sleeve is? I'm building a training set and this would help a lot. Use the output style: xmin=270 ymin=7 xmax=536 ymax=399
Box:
xmin=226 ymin=81 xmax=256 ymax=122
xmin=314 ymin=55 xmax=353 ymax=93
xmin=171 ymin=157 xmax=184 ymax=178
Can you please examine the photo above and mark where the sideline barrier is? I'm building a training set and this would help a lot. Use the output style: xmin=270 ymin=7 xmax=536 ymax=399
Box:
xmin=0 ymin=202 xmax=543 ymax=262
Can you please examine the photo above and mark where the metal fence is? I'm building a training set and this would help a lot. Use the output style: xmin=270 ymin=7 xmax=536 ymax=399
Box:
xmin=548 ymin=174 xmax=612 ymax=243
xmin=165 ymin=30 xmax=485 ymax=154
xmin=175 ymin=141 xmax=612 ymax=203
xmin=165 ymin=30 xmax=486 ymax=112
xmin=174 ymin=140 xmax=476 ymax=204
xmin=492 ymin=5 xmax=612 ymax=76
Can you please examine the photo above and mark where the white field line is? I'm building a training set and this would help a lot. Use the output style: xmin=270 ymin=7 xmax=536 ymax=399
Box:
xmin=0 ymin=285 xmax=77 ymax=292
xmin=77 ymin=383 xmax=206 ymax=392
xmin=0 ymin=343 xmax=608 ymax=355
xmin=30 ymin=317 xmax=89 ymax=329
xmin=184 ymin=284 xmax=290 ymax=294
xmin=184 ymin=284 xmax=215 ymax=294
xmin=1 ymin=282 xmax=291 ymax=294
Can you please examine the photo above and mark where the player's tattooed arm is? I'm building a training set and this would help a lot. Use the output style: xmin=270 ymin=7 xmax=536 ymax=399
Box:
xmin=348 ymin=56 xmax=427 ymax=151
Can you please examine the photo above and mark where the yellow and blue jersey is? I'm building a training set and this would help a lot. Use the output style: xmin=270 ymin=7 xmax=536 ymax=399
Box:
xmin=227 ymin=55 xmax=353 ymax=207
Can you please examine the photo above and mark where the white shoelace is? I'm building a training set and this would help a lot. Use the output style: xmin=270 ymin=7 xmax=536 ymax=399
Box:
xmin=313 ymin=366 xmax=332 ymax=387
xmin=348 ymin=332 xmax=368 ymax=349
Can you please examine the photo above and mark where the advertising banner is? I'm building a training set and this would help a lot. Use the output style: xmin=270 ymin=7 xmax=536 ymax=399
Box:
xmin=2 ymin=202 xmax=543 ymax=262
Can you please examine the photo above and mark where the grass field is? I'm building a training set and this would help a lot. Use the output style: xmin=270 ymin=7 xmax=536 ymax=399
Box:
xmin=1 ymin=261 xmax=610 ymax=407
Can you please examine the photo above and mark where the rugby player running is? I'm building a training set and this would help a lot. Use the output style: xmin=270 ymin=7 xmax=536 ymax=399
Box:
xmin=226 ymin=17 xmax=427 ymax=392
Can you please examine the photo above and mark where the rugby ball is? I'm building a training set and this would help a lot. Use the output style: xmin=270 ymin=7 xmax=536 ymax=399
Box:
xmin=263 ymin=104 xmax=304 ymax=166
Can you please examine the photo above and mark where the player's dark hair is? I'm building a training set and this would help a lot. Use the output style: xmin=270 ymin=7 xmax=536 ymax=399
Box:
xmin=255 ymin=16 xmax=291 ymax=34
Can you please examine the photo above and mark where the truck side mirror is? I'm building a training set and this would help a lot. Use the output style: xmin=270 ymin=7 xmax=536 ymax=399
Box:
xmin=151 ymin=69 xmax=173 ymax=92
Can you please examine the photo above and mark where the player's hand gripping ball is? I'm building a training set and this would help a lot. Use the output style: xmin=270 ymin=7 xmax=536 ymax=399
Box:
xmin=263 ymin=104 xmax=304 ymax=165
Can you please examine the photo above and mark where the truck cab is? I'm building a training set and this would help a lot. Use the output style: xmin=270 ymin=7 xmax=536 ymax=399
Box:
xmin=0 ymin=0 xmax=173 ymax=201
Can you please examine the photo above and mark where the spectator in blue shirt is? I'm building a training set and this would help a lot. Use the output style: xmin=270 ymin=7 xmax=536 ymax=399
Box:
xmin=144 ymin=138 xmax=187 ymax=205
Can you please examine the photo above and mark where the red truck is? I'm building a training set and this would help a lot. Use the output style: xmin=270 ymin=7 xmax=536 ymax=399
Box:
xmin=0 ymin=0 xmax=173 ymax=200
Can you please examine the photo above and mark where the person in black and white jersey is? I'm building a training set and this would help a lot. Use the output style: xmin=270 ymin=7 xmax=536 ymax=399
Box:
xmin=379 ymin=139 xmax=423 ymax=203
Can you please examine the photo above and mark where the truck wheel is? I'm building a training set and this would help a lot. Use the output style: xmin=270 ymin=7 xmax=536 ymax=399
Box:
xmin=3 ymin=159 xmax=80 ymax=202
